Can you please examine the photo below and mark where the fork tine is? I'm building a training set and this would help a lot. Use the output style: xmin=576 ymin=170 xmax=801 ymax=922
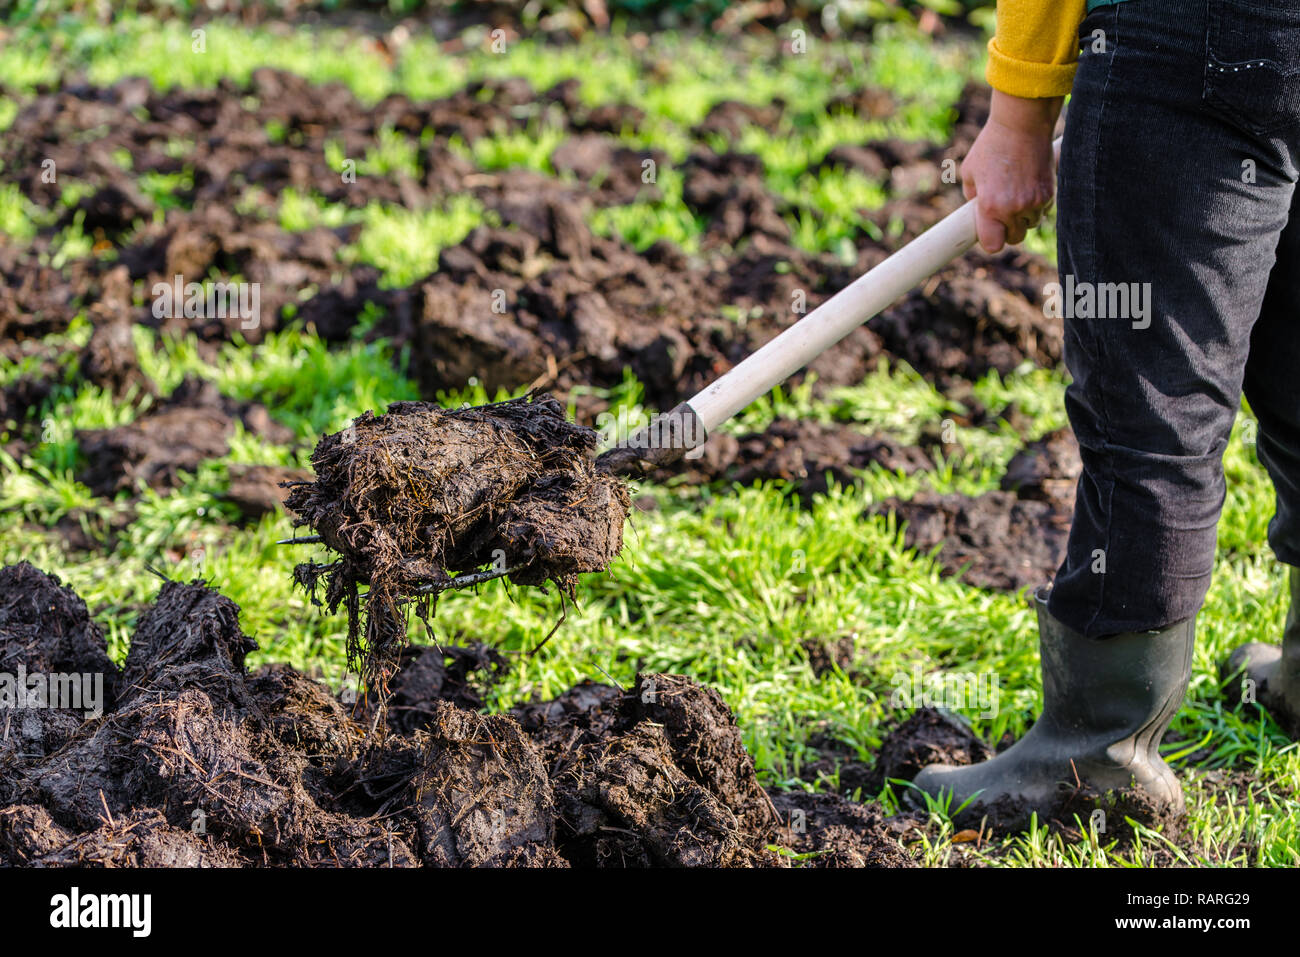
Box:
xmin=412 ymin=565 xmax=522 ymax=594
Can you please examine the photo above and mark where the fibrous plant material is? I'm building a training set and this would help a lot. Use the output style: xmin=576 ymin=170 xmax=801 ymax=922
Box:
xmin=284 ymin=393 xmax=630 ymax=690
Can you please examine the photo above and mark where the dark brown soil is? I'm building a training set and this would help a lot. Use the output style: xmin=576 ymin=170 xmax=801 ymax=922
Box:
xmin=79 ymin=312 xmax=150 ymax=398
xmin=283 ymin=393 xmax=630 ymax=687
xmin=0 ymin=563 xmax=121 ymax=788
xmin=76 ymin=376 xmax=294 ymax=497
xmin=999 ymin=426 xmax=1081 ymax=515
xmin=384 ymin=641 xmax=509 ymax=732
xmin=224 ymin=464 xmax=314 ymax=521
xmin=542 ymin=674 xmax=778 ymax=866
xmin=1 ymin=267 xmax=148 ymax=451
xmin=662 ymin=418 xmax=935 ymax=502
xmin=0 ymin=373 xmax=57 ymax=446
xmin=877 ymin=490 xmax=1069 ymax=592
xmin=550 ymin=134 xmax=667 ymax=206
xmin=1 ymin=70 xmax=549 ymax=348
xmin=871 ymin=428 xmax=1081 ymax=592
xmin=874 ymin=708 xmax=995 ymax=783
xmin=869 ymin=248 xmax=1062 ymax=384
xmin=770 ymin=791 xmax=919 ymax=867
xmin=800 ymin=634 xmax=862 ymax=679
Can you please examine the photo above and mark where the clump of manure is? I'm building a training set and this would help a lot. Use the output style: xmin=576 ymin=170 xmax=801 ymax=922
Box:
xmin=284 ymin=394 xmax=630 ymax=690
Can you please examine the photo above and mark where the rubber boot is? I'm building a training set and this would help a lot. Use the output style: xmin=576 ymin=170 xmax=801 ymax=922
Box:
xmin=1224 ymin=565 xmax=1300 ymax=736
xmin=911 ymin=588 xmax=1195 ymax=815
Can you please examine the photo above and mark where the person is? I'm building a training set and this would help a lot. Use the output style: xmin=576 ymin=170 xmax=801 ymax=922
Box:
xmin=911 ymin=0 xmax=1300 ymax=817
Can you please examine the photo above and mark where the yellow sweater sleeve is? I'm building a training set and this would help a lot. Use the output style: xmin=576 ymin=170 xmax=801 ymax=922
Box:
xmin=986 ymin=0 xmax=1089 ymax=98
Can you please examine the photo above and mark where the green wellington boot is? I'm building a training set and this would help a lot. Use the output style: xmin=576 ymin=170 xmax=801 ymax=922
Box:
xmin=1224 ymin=566 xmax=1300 ymax=737
xmin=912 ymin=588 xmax=1195 ymax=815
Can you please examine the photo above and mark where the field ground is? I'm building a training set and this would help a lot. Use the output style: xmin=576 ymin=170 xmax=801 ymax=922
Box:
xmin=1 ymin=8 xmax=1297 ymax=867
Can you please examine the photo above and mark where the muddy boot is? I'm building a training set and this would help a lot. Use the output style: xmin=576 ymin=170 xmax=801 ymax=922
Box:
xmin=1224 ymin=565 xmax=1300 ymax=736
xmin=911 ymin=588 xmax=1195 ymax=817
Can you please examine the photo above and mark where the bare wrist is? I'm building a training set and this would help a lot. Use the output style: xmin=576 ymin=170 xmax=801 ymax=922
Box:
xmin=989 ymin=89 xmax=1062 ymax=135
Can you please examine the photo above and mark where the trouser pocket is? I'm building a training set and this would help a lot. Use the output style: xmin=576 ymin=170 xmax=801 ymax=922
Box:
xmin=1204 ymin=0 xmax=1300 ymax=135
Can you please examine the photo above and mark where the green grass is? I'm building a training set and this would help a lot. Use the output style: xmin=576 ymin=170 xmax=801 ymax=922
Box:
xmin=588 ymin=164 xmax=704 ymax=251
xmin=0 ymin=13 xmax=973 ymax=118
xmin=344 ymin=195 xmax=486 ymax=287
xmin=783 ymin=166 xmax=891 ymax=255
xmin=0 ymin=182 xmax=42 ymax=239
xmin=360 ymin=126 xmax=424 ymax=180
xmin=450 ymin=127 xmax=569 ymax=174
xmin=274 ymin=188 xmax=360 ymax=232
xmin=137 ymin=168 xmax=195 ymax=211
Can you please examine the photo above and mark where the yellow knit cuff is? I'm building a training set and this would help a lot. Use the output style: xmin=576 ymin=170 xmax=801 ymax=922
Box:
xmin=985 ymin=36 xmax=1078 ymax=98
